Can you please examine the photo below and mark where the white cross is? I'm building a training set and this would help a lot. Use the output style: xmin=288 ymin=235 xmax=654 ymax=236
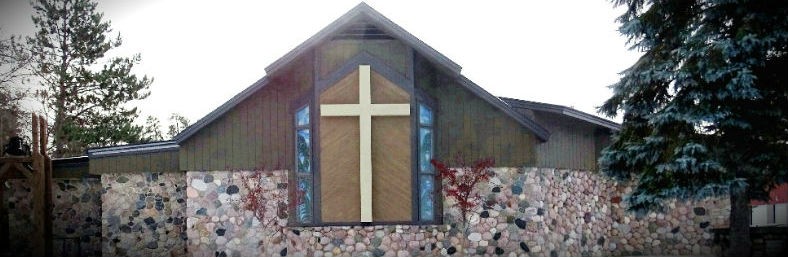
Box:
xmin=321 ymin=65 xmax=410 ymax=222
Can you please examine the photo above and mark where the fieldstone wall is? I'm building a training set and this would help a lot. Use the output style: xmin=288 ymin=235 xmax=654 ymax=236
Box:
xmin=3 ymin=179 xmax=34 ymax=255
xmin=185 ymin=170 xmax=289 ymax=257
xmin=181 ymin=167 xmax=730 ymax=257
xmin=2 ymin=178 xmax=103 ymax=257
xmin=101 ymin=172 xmax=188 ymax=257
xmin=52 ymin=178 xmax=103 ymax=256
xmin=481 ymin=167 xmax=730 ymax=257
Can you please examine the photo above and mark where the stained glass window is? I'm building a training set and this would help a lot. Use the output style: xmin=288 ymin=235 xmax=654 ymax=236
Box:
xmin=296 ymin=178 xmax=313 ymax=223
xmin=296 ymin=129 xmax=311 ymax=173
xmin=419 ymin=175 xmax=434 ymax=221
xmin=294 ymin=105 xmax=312 ymax=224
xmin=418 ymin=103 xmax=435 ymax=222
xmin=296 ymin=107 xmax=309 ymax=126
xmin=419 ymin=104 xmax=432 ymax=126
xmin=419 ymin=128 xmax=432 ymax=173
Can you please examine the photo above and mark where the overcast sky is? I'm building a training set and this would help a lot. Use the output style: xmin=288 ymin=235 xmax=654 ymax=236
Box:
xmin=1 ymin=0 xmax=639 ymax=126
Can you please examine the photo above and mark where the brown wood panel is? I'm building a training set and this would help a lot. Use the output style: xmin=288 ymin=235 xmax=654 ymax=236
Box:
xmin=253 ymin=91 xmax=263 ymax=170
xmin=202 ymin=124 xmax=213 ymax=170
xmin=240 ymin=99 xmax=251 ymax=169
xmin=89 ymin=150 xmax=180 ymax=174
xmin=371 ymin=71 xmax=409 ymax=104
xmin=181 ymin=137 xmax=191 ymax=171
xmin=262 ymin=88 xmax=273 ymax=169
xmin=176 ymin=52 xmax=313 ymax=171
xmin=320 ymin=116 xmax=360 ymax=222
xmin=273 ymin=88 xmax=282 ymax=169
xmin=371 ymin=116 xmax=412 ymax=221
xmin=418 ymin=73 xmax=536 ymax=167
xmin=217 ymin=120 xmax=225 ymax=171
xmin=320 ymin=70 xmax=359 ymax=104
xmin=202 ymin=126 xmax=211 ymax=170
xmin=169 ymin=151 xmax=179 ymax=172
xmin=318 ymin=39 xmax=411 ymax=79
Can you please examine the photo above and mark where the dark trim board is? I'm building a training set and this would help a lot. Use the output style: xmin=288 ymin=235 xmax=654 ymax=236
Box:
xmin=87 ymin=141 xmax=179 ymax=158
xmin=311 ymin=48 xmax=323 ymax=224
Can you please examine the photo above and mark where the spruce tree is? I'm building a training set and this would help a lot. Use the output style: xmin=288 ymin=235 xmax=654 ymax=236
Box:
xmin=26 ymin=0 xmax=152 ymax=157
xmin=600 ymin=1 xmax=787 ymax=256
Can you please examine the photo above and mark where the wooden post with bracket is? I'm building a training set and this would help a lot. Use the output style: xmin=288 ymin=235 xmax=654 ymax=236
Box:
xmin=0 ymin=113 xmax=53 ymax=257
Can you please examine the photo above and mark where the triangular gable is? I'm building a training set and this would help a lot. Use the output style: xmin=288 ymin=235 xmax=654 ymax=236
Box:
xmin=265 ymin=3 xmax=461 ymax=78
xmin=175 ymin=2 xmax=548 ymax=143
xmin=92 ymin=2 xmax=551 ymax=160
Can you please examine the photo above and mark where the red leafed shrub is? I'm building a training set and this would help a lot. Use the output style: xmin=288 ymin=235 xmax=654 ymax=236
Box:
xmin=238 ymin=171 xmax=298 ymax=239
xmin=431 ymin=156 xmax=495 ymax=234
xmin=240 ymin=171 xmax=276 ymax=225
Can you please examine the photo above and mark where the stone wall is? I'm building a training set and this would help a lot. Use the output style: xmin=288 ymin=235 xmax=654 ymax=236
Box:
xmin=100 ymin=172 xmax=188 ymax=257
xmin=3 ymin=178 xmax=103 ymax=257
xmin=181 ymin=167 xmax=730 ymax=257
xmin=1 ymin=166 xmax=730 ymax=257
xmin=185 ymin=170 xmax=289 ymax=257
xmin=482 ymin=167 xmax=729 ymax=257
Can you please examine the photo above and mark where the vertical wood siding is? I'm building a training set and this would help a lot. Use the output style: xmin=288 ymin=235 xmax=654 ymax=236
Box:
xmin=532 ymin=112 xmax=599 ymax=170
xmin=89 ymin=150 xmax=179 ymax=174
xmin=178 ymin=54 xmax=314 ymax=171
xmin=317 ymin=39 xmax=411 ymax=80
xmin=414 ymin=55 xmax=536 ymax=167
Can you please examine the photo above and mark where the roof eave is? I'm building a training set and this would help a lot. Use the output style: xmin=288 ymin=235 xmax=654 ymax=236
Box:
xmin=173 ymin=76 xmax=270 ymax=142
xmin=501 ymin=97 xmax=621 ymax=132
xmin=87 ymin=141 xmax=179 ymax=158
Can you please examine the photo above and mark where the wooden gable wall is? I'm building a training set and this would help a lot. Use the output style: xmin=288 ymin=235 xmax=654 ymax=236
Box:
xmin=317 ymin=39 xmax=412 ymax=80
xmin=414 ymin=54 xmax=537 ymax=167
xmin=178 ymin=54 xmax=314 ymax=171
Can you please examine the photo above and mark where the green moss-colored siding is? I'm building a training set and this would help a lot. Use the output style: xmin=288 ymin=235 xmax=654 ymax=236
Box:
xmin=178 ymin=54 xmax=314 ymax=171
xmin=53 ymin=163 xmax=90 ymax=178
xmin=317 ymin=39 xmax=411 ymax=80
xmin=532 ymin=113 xmax=599 ymax=170
xmin=89 ymin=150 xmax=179 ymax=174
xmin=414 ymin=55 xmax=536 ymax=167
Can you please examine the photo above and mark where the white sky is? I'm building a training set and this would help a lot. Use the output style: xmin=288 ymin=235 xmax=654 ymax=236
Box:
xmin=1 ymin=0 xmax=639 ymax=126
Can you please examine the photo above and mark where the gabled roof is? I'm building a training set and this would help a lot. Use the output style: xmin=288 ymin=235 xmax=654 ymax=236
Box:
xmin=172 ymin=76 xmax=270 ymax=142
xmin=501 ymin=97 xmax=621 ymax=131
xmin=173 ymin=2 xmax=548 ymax=143
xmin=265 ymin=2 xmax=462 ymax=77
xmin=88 ymin=2 xmax=552 ymax=156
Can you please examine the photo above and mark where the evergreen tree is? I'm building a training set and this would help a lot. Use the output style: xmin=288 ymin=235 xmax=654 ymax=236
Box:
xmin=600 ymin=1 xmax=787 ymax=256
xmin=141 ymin=115 xmax=164 ymax=142
xmin=167 ymin=113 xmax=190 ymax=139
xmin=26 ymin=0 xmax=152 ymax=157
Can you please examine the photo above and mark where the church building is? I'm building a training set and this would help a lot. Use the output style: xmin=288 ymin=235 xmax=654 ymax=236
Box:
xmin=2 ymin=3 xmax=731 ymax=257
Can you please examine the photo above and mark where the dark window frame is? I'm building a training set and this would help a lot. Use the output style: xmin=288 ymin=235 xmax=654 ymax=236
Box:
xmin=289 ymin=94 xmax=314 ymax=226
xmin=413 ymin=89 xmax=442 ymax=225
